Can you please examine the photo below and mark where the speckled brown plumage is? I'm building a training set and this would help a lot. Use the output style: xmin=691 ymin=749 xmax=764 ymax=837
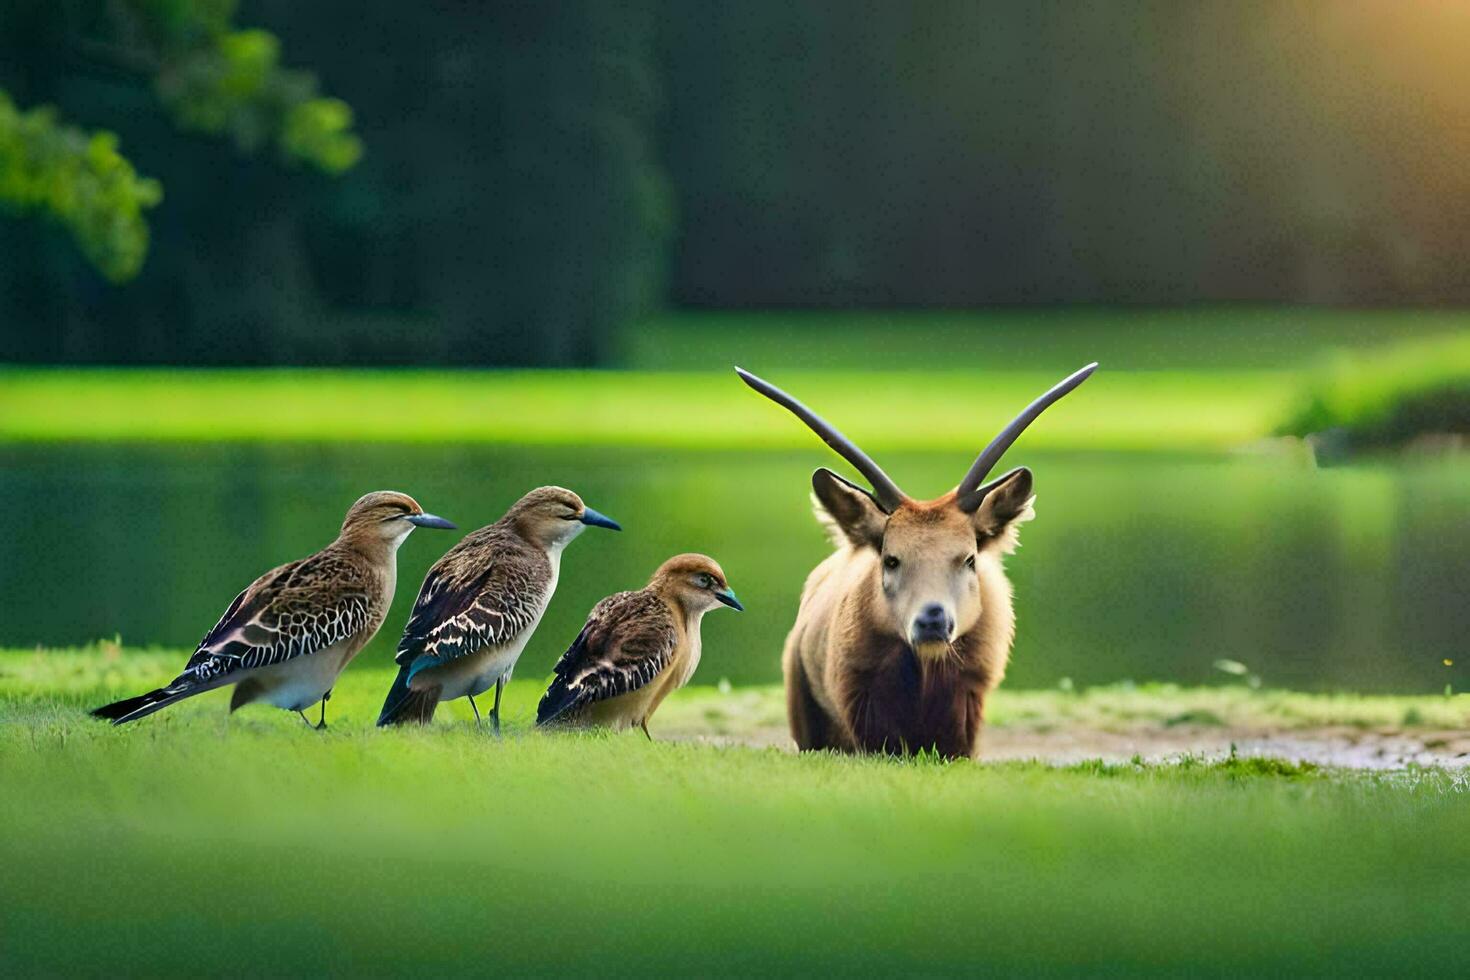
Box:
xmin=536 ymin=553 xmax=740 ymax=734
xmin=91 ymin=491 xmax=453 ymax=726
xmin=378 ymin=486 xmax=620 ymax=728
xmin=394 ymin=525 xmax=551 ymax=670
xmin=536 ymin=590 xmax=678 ymax=724
xmin=181 ymin=551 xmax=380 ymax=684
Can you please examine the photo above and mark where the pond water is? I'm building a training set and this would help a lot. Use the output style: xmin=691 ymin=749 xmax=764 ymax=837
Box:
xmin=1 ymin=443 xmax=1465 ymax=692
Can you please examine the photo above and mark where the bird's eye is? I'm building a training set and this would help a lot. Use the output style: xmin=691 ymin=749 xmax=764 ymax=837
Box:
xmin=698 ymin=573 xmax=714 ymax=589
xmin=883 ymin=555 xmax=900 ymax=571
xmin=963 ymin=554 xmax=976 ymax=571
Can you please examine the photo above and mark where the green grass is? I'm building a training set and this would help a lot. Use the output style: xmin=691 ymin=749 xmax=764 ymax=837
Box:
xmin=0 ymin=366 xmax=1291 ymax=452
xmin=14 ymin=645 xmax=1468 ymax=735
xmin=4 ymin=646 xmax=1470 ymax=976
xmin=1278 ymin=331 xmax=1470 ymax=447
xmin=11 ymin=308 xmax=1466 ymax=452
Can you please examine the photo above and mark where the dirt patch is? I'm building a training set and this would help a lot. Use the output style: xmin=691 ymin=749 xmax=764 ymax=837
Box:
xmin=660 ymin=718 xmax=1470 ymax=769
xmin=611 ymin=684 xmax=1470 ymax=768
xmin=978 ymin=724 xmax=1470 ymax=769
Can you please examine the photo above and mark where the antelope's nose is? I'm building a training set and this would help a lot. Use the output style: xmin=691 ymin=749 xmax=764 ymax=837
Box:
xmin=912 ymin=603 xmax=954 ymax=644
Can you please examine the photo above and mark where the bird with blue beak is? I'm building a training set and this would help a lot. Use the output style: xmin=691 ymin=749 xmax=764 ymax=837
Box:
xmin=93 ymin=491 xmax=456 ymax=728
xmin=379 ymin=486 xmax=621 ymax=732
xmin=537 ymin=553 xmax=742 ymax=739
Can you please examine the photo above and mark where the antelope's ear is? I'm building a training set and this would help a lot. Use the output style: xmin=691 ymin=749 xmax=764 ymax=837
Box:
xmin=811 ymin=468 xmax=886 ymax=550
xmin=969 ymin=467 xmax=1035 ymax=550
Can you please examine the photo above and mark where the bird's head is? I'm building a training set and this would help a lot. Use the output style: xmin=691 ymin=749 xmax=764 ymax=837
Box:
xmin=649 ymin=553 xmax=743 ymax=614
xmin=505 ymin=486 xmax=621 ymax=551
xmin=341 ymin=491 xmax=456 ymax=550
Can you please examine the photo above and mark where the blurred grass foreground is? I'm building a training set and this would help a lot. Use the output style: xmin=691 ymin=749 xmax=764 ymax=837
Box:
xmin=3 ymin=645 xmax=1470 ymax=976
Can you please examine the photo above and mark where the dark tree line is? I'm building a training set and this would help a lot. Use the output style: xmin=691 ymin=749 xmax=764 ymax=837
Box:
xmin=5 ymin=2 xmax=1470 ymax=366
xmin=2 ymin=1 xmax=667 ymax=365
xmin=663 ymin=1 xmax=1470 ymax=308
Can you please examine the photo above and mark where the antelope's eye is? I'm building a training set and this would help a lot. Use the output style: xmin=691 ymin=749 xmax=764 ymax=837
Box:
xmin=883 ymin=555 xmax=900 ymax=571
xmin=963 ymin=554 xmax=976 ymax=571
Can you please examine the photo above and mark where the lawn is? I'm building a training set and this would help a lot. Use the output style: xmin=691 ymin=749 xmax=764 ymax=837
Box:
xmin=4 ymin=646 xmax=1468 ymax=976
xmin=0 ymin=365 xmax=1288 ymax=452
xmin=6 ymin=308 xmax=1463 ymax=452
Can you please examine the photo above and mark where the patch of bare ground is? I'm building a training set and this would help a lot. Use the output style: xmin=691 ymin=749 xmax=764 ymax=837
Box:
xmin=654 ymin=684 xmax=1470 ymax=768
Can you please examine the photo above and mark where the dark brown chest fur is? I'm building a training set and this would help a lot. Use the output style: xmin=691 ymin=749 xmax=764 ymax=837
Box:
xmin=836 ymin=631 xmax=994 ymax=759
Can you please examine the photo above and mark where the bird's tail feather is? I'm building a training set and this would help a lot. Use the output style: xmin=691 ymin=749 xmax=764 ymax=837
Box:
xmin=535 ymin=682 xmax=581 ymax=728
xmin=90 ymin=687 xmax=191 ymax=725
xmin=377 ymin=663 xmax=440 ymax=726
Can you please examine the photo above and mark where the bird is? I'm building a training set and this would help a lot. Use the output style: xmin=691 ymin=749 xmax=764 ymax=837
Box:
xmin=377 ymin=486 xmax=621 ymax=732
xmin=536 ymin=553 xmax=741 ymax=738
xmin=91 ymin=491 xmax=456 ymax=728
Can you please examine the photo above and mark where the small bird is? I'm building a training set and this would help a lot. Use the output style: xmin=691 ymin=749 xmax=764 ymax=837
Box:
xmin=91 ymin=491 xmax=456 ymax=728
xmin=536 ymin=554 xmax=742 ymax=738
xmin=377 ymin=486 xmax=621 ymax=731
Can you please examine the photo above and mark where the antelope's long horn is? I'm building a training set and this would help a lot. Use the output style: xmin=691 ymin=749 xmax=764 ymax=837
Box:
xmin=735 ymin=367 xmax=907 ymax=512
xmin=955 ymin=362 xmax=1098 ymax=511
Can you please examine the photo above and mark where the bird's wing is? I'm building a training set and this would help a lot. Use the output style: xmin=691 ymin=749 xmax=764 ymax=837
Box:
xmin=536 ymin=590 xmax=677 ymax=724
xmin=168 ymin=550 xmax=373 ymax=692
xmin=396 ymin=532 xmax=552 ymax=675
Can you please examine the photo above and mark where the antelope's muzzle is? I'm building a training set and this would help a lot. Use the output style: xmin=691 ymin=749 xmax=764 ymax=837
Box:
xmin=910 ymin=603 xmax=954 ymax=646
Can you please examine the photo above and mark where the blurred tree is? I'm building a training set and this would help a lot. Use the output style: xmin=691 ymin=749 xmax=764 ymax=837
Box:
xmin=13 ymin=1 xmax=1470 ymax=367
xmin=0 ymin=0 xmax=669 ymax=366
xmin=0 ymin=0 xmax=359 ymax=283
xmin=663 ymin=1 xmax=1470 ymax=308
xmin=0 ymin=91 xmax=162 ymax=282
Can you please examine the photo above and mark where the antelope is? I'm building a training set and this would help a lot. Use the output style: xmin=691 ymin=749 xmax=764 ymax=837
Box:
xmin=737 ymin=363 xmax=1096 ymax=759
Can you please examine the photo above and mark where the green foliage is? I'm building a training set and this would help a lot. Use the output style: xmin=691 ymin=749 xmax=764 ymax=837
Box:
xmin=1278 ymin=333 xmax=1470 ymax=448
xmin=0 ymin=92 xmax=162 ymax=282
xmin=0 ymin=0 xmax=359 ymax=282
xmin=2 ymin=2 xmax=663 ymax=364
xmin=151 ymin=19 xmax=361 ymax=173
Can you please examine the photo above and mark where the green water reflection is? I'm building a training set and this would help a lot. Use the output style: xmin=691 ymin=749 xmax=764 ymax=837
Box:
xmin=1 ymin=443 xmax=1464 ymax=692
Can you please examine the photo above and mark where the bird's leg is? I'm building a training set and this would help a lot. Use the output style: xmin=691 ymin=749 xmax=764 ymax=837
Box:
xmin=640 ymin=719 xmax=652 ymax=741
xmin=491 ymin=676 xmax=504 ymax=738
xmin=316 ymin=691 xmax=330 ymax=730
xmin=467 ymin=693 xmax=482 ymax=729
xmin=297 ymin=709 xmax=314 ymax=730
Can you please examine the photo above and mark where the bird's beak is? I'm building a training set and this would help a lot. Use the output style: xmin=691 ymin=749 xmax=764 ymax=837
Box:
xmin=579 ymin=507 xmax=622 ymax=531
xmin=715 ymin=588 xmax=744 ymax=611
xmin=406 ymin=513 xmax=457 ymax=529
